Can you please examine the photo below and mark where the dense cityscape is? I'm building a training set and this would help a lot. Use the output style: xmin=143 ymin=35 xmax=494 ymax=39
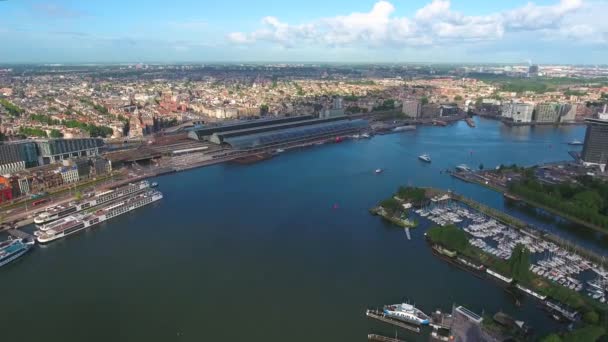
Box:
xmin=3 ymin=0 xmax=608 ymax=341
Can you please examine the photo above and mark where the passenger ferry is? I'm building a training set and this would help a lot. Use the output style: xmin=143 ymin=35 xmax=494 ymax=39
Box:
xmin=35 ymin=190 xmax=163 ymax=244
xmin=383 ymin=303 xmax=430 ymax=325
xmin=33 ymin=181 xmax=150 ymax=225
xmin=0 ymin=238 xmax=35 ymax=268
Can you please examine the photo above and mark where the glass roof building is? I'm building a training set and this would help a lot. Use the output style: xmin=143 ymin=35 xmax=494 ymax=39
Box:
xmin=220 ymin=119 xmax=368 ymax=149
xmin=187 ymin=115 xmax=315 ymax=141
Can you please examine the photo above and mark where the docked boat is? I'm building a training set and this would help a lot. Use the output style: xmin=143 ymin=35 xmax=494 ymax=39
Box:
xmin=0 ymin=238 xmax=35 ymax=268
xmin=455 ymin=164 xmax=472 ymax=172
xmin=383 ymin=303 xmax=430 ymax=325
xmin=275 ymin=148 xmax=285 ymax=153
xmin=418 ymin=154 xmax=431 ymax=163
xmin=33 ymin=181 xmax=150 ymax=225
xmin=393 ymin=125 xmax=416 ymax=132
xmin=150 ymin=182 xmax=159 ymax=188
xmin=568 ymin=140 xmax=583 ymax=146
xmin=35 ymin=190 xmax=163 ymax=244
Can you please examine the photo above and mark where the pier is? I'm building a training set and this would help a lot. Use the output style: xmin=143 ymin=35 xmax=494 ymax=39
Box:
xmin=6 ymin=229 xmax=34 ymax=240
xmin=367 ymin=333 xmax=407 ymax=342
xmin=365 ymin=310 xmax=421 ymax=333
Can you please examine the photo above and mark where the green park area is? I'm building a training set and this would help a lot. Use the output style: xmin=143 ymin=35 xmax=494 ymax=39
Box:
xmin=509 ymin=174 xmax=608 ymax=233
xmin=370 ymin=186 xmax=426 ymax=228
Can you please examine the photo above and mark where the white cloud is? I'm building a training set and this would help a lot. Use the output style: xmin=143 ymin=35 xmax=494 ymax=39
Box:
xmin=167 ymin=20 xmax=208 ymax=31
xmin=227 ymin=32 xmax=254 ymax=44
xmin=227 ymin=0 xmax=601 ymax=48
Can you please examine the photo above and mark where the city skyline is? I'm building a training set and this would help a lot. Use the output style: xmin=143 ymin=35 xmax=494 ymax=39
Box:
xmin=1 ymin=0 xmax=607 ymax=64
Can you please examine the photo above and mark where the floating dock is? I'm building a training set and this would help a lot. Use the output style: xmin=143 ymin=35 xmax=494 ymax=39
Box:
xmin=367 ymin=333 xmax=407 ymax=342
xmin=365 ymin=310 xmax=421 ymax=333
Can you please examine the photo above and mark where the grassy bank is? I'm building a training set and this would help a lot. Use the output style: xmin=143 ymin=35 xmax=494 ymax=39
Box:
xmin=369 ymin=186 xmax=427 ymax=228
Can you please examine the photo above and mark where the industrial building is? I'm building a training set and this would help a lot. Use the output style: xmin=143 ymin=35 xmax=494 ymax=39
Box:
xmin=581 ymin=118 xmax=608 ymax=170
xmin=188 ymin=115 xmax=368 ymax=150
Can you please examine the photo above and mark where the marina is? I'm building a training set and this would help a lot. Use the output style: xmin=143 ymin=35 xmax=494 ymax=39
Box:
xmin=415 ymin=192 xmax=608 ymax=305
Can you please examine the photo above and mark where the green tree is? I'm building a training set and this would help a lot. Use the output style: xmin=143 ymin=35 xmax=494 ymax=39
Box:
xmin=19 ymin=127 xmax=47 ymax=138
xmin=0 ymin=99 xmax=25 ymax=116
xmin=420 ymin=97 xmax=429 ymax=106
xmin=541 ymin=334 xmax=562 ymax=342
xmin=508 ymin=244 xmax=531 ymax=283
xmin=50 ymin=129 xmax=63 ymax=138
xmin=380 ymin=198 xmax=401 ymax=216
xmin=563 ymin=325 xmax=605 ymax=342
xmin=427 ymin=225 xmax=469 ymax=252
xmin=583 ymin=311 xmax=600 ymax=325
xmin=454 ymin=95 xmax=463 ymax=101
xmin=259 ymin=104 xmax=269 ymax=115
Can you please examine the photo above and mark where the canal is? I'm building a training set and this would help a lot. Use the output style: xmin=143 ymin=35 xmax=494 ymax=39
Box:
xmin=0 ymin=118 xmax=600 ymax=341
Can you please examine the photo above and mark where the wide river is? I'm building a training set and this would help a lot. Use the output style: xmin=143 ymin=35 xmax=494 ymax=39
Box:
xmin=2 ymin=118 xmax=605 ymax=341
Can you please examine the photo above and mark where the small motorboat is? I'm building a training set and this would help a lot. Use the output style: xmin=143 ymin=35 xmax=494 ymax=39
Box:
xmin=418 ymin=154 xmax=431 ymax=163
xmin=375 ymin=168 xmax=384 ymax=174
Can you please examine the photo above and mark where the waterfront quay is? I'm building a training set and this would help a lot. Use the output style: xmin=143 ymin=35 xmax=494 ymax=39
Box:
xmin=1 ymin=118 xmax=595 ymax=341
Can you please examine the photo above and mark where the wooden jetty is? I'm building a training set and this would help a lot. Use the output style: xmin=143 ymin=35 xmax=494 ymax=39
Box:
xmin=365 ymin=310 xmax=421 ymax=333
xmin=368 ymin=333 xmax=407 ymax=342
xmin=6 ymin=229 xmax=34 ymax=240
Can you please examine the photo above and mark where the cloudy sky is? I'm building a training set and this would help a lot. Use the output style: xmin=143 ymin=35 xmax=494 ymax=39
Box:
xmin=0 ymin=0 xmax=606 ymax=64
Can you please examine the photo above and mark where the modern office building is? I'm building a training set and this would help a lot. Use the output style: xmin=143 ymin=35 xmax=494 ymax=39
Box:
xmin=559 ymin=104 xmax=578 ymax=123
xmin=502 ymin=102 xmax=534 ymax=123
xmin=581 ymin=118 xmax=608 ymax=170
xmin=0 ymin=141 xmax=39 ymax=175
xmin=0 ymin=138 xmax=104 ymax=175
xmin=534 ymin=103 xmax=562 ymax=123
xmin=528 ymin=65 xmax=539 ymax=77
xmin=402 ymin=100 xmax=421 ymax=118
xmin=36 ymin=138 xmax=104 ymax=165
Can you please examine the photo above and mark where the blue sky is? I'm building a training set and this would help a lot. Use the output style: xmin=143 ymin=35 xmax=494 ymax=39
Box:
xmin=0 ymin=0 xmax=607 ymax=64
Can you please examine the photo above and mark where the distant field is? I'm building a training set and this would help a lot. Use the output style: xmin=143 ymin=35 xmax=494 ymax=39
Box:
xmin=467 ymin=73 xmax=608 ymax=94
